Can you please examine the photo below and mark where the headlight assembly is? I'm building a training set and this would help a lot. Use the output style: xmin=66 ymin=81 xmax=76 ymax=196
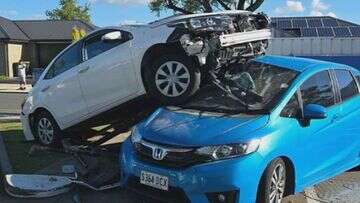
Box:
xmin=167 ymin=16 xmax=233 ymax=31
xmin=131 ymin=126 xmax=141 ymax=144
xmin=195 ymin=139 xmax=260 ymax=161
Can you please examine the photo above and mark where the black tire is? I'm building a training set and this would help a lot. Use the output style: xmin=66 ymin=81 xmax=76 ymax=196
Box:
xmin=257 ymin=158 xmax=290 ymax=203
xmin=144 ymin=53 xmax=201 ymax=104
xmin=0 ymin=172 xmax=4 ymax=195
xmin=34 ymin=111 xmax=62 ymax=147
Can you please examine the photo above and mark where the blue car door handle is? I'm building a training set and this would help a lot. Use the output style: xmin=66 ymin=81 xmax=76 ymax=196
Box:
xmin=331 ymin=114 xmax=341 ymax=123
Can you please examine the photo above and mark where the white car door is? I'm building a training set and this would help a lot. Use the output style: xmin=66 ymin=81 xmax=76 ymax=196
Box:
xmin=78 ymin=29 xmax=138 ymax=113
xmin=41 ymin=41 xmax=88 ymax=128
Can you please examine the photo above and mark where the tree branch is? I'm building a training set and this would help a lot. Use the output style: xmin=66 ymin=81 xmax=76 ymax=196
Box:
xmin=237 ymin=0 xmax=246 ymax=10
xmin=216 ymin=0 xmax=231 ymax=10
xmin=245 ymin=0 xmax=264 ymax=11
xmin=165 ymin=0 xmax=193 ymax=14
xmin=201 ymin=0 xmax=213 ymax=12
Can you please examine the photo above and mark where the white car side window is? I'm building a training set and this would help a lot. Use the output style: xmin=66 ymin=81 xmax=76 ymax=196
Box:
xmin=84 ymin=30 xmax=130 ymax=61
xmin=45 ymin=42 xmax=82 ymax=79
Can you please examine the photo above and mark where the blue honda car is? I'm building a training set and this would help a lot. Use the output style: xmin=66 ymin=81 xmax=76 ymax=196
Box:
xmin=120 ymin=55 xmax=360 ymax=203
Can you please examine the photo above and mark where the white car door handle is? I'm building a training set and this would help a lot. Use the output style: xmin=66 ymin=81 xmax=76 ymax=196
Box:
xmin=78 ymin=66 xmax=90 ymax=74
xmin=41 ymin=86 xmax=50 ymax=92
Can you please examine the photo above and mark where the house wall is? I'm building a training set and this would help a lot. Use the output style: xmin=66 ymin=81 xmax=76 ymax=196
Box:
xmin=0 ymin=42 xmax=6 ymax=75
xmin=7 ymin=43 xmax=25 ymax=77
xmin=2 ymin=42 xmax=69 ymax=77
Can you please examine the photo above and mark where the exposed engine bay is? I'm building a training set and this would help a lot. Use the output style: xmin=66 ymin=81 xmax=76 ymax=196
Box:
xmin=167 ymin=12 xmax=271 ymax=70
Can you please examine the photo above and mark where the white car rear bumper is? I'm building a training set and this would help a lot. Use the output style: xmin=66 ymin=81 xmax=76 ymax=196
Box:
xmin=20 ymin=114 xmax=35 ymax=141
xmin=219 ymin=29 xmax=271 ymax=47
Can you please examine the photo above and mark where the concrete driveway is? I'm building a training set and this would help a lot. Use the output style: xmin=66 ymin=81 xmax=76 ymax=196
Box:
xmin=0 ymin=92 xmax=25 ymax=115
xmin=1 ymin=170 xmax=360 ymax=203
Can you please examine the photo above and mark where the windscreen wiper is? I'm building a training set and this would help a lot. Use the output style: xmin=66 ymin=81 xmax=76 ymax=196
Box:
xmin=209 ymin=71 xmax=249 ymax=107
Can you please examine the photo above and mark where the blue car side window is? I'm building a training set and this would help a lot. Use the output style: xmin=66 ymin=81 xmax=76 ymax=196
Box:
xmin=334 ymin=70 xmax=359 ymax=102
xmin=356 ymin=74 xmax=360 ymax=92
xmin=300 ymin=71 xmax=335 ymax=108
xmin=281 ymin=94 xmax=300 ymax=118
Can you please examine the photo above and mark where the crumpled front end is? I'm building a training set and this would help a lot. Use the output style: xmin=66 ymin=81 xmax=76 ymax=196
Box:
xmin=166 ymin=12 xmax=271 ymax=69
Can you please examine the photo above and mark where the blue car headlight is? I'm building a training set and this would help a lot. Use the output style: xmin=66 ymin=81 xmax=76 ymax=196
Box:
xmin=195 ymin=139 xmax=261 ymax=160
xmin=131 ymin=126 xmax=141 ymax=144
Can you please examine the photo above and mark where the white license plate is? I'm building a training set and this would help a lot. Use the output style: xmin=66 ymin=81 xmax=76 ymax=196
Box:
xmin=140 ymin=171 xmax=169 ymax=191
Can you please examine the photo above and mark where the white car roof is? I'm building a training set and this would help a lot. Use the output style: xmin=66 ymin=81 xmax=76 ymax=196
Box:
xmin=88 ymin=10 xmax=254 ymax=34
xmin=149 ymin=10 xmax=252 ymax=27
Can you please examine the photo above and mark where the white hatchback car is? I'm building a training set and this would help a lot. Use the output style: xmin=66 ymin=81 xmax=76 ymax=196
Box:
xmin=21 ymin=10 xmax=271 ymax=146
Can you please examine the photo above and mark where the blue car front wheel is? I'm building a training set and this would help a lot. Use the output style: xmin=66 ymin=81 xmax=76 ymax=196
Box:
xmin=257 ymin=158 xmax=293 ymax=203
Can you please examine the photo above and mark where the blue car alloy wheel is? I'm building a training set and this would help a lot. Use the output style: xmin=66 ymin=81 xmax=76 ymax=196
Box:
xmin=120 ymin=55 xmax=360 ymax=203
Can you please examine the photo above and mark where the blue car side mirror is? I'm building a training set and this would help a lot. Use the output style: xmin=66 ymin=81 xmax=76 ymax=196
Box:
xmin=303 ymin=104 xmax=327 ymax=120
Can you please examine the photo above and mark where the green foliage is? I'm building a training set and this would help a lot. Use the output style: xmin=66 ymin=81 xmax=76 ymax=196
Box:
xmin=0 ymin=75 xmax=9 ymax=81
xmin=72 ymin=26 xmax=87 ymax=42
xmin=46 ymin=0 xmax=91 ymax=23
xmin=149 ymin=0 xmax=265 ymax=16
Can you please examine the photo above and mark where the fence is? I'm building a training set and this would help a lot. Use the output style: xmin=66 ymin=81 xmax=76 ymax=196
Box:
xmin=267 ymin=37 xmax=360 ymax=56
xmin=267 ymin=37 xmax=360 ymax=69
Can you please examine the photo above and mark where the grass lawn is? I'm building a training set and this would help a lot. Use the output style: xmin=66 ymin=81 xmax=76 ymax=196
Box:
xmin=0 ymin=122 xmax=66 ymax=173
xmin=0 ymin=75 xmax=9 ymax=81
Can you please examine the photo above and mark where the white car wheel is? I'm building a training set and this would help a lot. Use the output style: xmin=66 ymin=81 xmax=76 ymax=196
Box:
xmin=37 ymin=118 xmax=54 ymax=145
xmin=145 ymin=53 xmax=201 ymax=104
xmin=34 ymin=111 xmax=61 ymax=146
xmin=155 ymin=61 xmax=191 ymax=97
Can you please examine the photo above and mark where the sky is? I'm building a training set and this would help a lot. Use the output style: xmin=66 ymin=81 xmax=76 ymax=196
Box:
xmin=0 ymin=0 xmax=359 ymax=26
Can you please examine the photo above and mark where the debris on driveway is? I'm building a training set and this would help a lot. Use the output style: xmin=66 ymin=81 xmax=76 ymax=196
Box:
xmin=4 ymin=173 xmax=122 ymax=198
xmin=5 ymin=174 xmax=72 ymax=198
xmin=5 ymin=138 xmax=122 ymax=199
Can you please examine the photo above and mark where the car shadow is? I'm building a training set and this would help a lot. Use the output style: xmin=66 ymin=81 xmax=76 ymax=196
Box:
xmin=64 ymin=96 xmax=161 ymax=153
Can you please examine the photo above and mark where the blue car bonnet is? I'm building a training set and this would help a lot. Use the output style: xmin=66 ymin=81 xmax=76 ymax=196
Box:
xmin=138 ymin=108 xmax=270 ymax=147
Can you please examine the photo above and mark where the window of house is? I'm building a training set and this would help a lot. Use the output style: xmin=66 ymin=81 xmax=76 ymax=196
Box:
xmin=300 ymin=71 xmax=335 ymax=107
xmin=45 ymin=42 xmax=82 ymax=79
xmin=334 ymin=69 xmax=359 ymax=101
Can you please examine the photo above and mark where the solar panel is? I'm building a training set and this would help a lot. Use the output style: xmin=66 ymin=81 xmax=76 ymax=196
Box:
xmin=333 ymin=27 xmax=352 ymax=37
xmin=283 ymin=28 xmax=301 ymax=37
xmin=307 ymin=19 xmax=322 ymax=27
xmin=322 ymin=18 xmax=338 ymax=27
xmin=275 ymin=17 xmax=293 ymax=21
xmin=277 ymin=20 xmax=292 ymax=28
xmin=350 ymin=26 xmax=360 ymax=37
xmin=301 ymin=28 xmax=318 ymax=37
xmin=292 ymin=19 xmax=307 ymax=28
xmin=337 ymin=20 xmax=358 ymax=27
xmin=317 ymin=28 xmax=334 ymax=37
